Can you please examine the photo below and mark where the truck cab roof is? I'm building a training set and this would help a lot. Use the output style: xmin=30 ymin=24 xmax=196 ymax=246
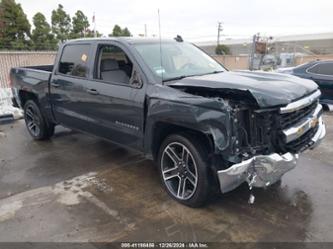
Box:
xmin=64 ymin=37 xmax=179 ymax=46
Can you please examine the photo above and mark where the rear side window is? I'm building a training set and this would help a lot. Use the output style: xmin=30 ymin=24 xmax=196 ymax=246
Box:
xmin=308 ymin=62 xmax=333 ymax=76
xmin=58 ymin=44 xmax=90 ymax=78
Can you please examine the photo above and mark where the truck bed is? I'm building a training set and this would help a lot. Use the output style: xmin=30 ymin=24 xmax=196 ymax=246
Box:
xmin=10 ymin=64 xmax=54 ymax=109
xmin=10 ymin=64 xmax=53 ymax=90
xmin=22 ymin=65 xmax=54 ymax=72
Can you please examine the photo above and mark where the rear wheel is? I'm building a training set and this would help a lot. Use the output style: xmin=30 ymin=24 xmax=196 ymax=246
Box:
xmin=24 ymin=100 xmax=55 ymax=140
xmin=157 ymin=134 xmax=210 ymax=207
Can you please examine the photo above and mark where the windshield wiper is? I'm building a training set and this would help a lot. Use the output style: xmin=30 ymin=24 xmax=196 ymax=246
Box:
xmin=205 ymin=70 xmax=225 ymax=75
xmin=162 ymin=71 xmax=224 ymax=83
xmin=162 ymin=75 xmax=196 ymax=83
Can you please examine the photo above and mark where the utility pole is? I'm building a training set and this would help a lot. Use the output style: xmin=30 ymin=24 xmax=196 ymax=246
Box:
xmin=92 ymin=12 xmax=96 ymax=37
xmin=144 ymin=24 xmax=147 ymax=37
xmin=217 ymin=22 xmax=223 ymax=46
xmin=249 ymin=33 xmax=258 ymax=71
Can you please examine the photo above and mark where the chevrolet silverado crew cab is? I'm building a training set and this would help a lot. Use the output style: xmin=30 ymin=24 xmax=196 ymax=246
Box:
xmin=10 ymin=38 xmax=326 ymax=207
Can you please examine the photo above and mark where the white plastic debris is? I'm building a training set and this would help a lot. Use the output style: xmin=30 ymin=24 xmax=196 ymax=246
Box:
xmin=248 ymin=193 xmax=255 ymax=204
xmin=0 ymin=88 xmax=22 ymax=122
xmin=247 ymin=173 xmax=257 ymax=190
xmin=0 ymin=106 xmax=23 ymax=119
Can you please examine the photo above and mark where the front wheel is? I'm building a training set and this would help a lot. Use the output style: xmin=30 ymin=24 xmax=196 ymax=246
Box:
xmin=24 ymin=100 xmax=55 ymax=140
xmin=157 ymin=134 xmax=210 ymax=207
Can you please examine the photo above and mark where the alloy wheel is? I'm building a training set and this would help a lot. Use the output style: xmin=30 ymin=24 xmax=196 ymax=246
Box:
xmin=161 ymin=142 xmax=198 ymax=200
xmin=25 ymin=105 xmax=41 ymax=137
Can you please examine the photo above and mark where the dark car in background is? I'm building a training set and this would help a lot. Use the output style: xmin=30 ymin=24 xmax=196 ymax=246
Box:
xmin=278 ymin=60 xmax=333 ymax=110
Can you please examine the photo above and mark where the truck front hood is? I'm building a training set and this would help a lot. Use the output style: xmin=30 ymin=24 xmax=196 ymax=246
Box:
xmin=167 ymin=71 xmax=318 ymax=108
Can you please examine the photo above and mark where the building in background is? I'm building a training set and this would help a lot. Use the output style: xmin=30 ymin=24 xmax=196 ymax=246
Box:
xmin=196 ymin=32 xmax=333 ymax=56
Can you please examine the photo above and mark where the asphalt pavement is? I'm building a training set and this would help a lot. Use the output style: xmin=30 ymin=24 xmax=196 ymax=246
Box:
xmin=0 ymin=115 xmax=332 ymax=243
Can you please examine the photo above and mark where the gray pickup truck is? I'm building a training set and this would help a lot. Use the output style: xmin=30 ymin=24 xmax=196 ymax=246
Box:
xmin=10 ymin=38 xmax=326 ymax=207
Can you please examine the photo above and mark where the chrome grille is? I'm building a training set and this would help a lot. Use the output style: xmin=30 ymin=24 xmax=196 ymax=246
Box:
xmin=279 ymin=100 xmax=318 ymax=130
xmin=277 ymin=91 xmax=322 ymax=153
xmin=283 ymin=124 xmax=319 ymax=152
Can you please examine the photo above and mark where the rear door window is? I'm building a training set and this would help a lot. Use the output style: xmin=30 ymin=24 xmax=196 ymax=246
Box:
xmin=308 ymin=62 xmax=333 ymax=76
xmin=58 ymin=44 xmax=91 ymax=78
xmin=316 ymin=62 xmax=333 ymax=75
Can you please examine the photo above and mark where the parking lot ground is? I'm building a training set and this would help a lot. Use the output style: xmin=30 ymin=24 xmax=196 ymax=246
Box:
xmin=0 ymin=114 xmax=332 ymax=243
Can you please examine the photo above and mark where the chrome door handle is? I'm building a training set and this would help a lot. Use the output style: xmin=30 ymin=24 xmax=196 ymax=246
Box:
xmin=87 ymin=89 xmax=99 ymax=95
xmin=51 ymin=82 xmax=60 ymax=88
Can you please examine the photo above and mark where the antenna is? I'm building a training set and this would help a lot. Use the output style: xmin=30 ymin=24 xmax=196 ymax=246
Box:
xmin=158 ymin=9 xmax=163 ymax=84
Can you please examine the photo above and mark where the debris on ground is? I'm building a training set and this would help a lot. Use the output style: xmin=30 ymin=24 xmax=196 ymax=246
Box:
xmin=248 ymin=193 xmax=255 ymax=204
xmin=0 ymin=88 xmax=23 ymax=123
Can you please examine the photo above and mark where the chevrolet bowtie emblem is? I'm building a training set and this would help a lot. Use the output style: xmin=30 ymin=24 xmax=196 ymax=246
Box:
xmin=297 ymin=127 xmax=304 ymax=136
xmin=310 ymin=118 xmax=319 ymax=128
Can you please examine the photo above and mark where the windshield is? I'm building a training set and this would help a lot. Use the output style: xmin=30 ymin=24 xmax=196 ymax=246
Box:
xmin=134 ymin=42 xmax=226 ymax=82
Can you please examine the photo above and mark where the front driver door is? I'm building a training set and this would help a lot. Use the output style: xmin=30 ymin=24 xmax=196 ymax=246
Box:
xmin=77 ymin=42 xmax=146 ymax=150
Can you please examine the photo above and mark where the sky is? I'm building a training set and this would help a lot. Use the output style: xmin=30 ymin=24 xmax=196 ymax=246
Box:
xmin=17 ymin=0 xmax=333 ymax=42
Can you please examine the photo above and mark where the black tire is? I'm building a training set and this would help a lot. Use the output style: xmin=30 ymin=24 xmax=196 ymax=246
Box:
xmin=322 ymin=104 xmax=329 ymax=112
xmin=157 ymin=133 xmax=210 ymax=207
xmin=24 ymin=100 xmax=55 ymax=140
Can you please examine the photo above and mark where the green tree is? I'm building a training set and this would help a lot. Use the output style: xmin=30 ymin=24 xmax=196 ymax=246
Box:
xmin=86 ymin=29 xmax=102 ymax=38
xmin=215 ymin=44 xmax=231 ymax=55
xmin=51 ymin=4 xmax=71 ymax=43
xmin=71 ymin=10 xmax=89 ymax=39
xmin=0 ymin=0 xmax=31 ymax=50
xmin=110 ymin=25 xmax=122 ymax=37
xmin=122 ymin=27 xmax=131 ymax=36
xmin=31 ymin=12 xmax=57 ymax=50
xmin=108 ymin=25 xmax=131 ymax=37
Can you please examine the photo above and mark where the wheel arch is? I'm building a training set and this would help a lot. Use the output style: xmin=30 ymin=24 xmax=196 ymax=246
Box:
xmin=150 ymin=121 xmax=215 ymax=162
xmin=18 ymin=90 xmax=39 ymax=107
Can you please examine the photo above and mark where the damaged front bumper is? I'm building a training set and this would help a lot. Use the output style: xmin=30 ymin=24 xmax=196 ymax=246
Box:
xmin=217 ymin=153 xmax=298 ymax=193
xmin=217 ymin=116 xmax=326 ymax=193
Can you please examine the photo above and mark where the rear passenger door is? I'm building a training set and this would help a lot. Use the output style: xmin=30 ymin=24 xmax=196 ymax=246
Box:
xmin=50 ymin=43 xmax=95 ymax=132
xmin=80 ymin=42 xmax=146 ymax=150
